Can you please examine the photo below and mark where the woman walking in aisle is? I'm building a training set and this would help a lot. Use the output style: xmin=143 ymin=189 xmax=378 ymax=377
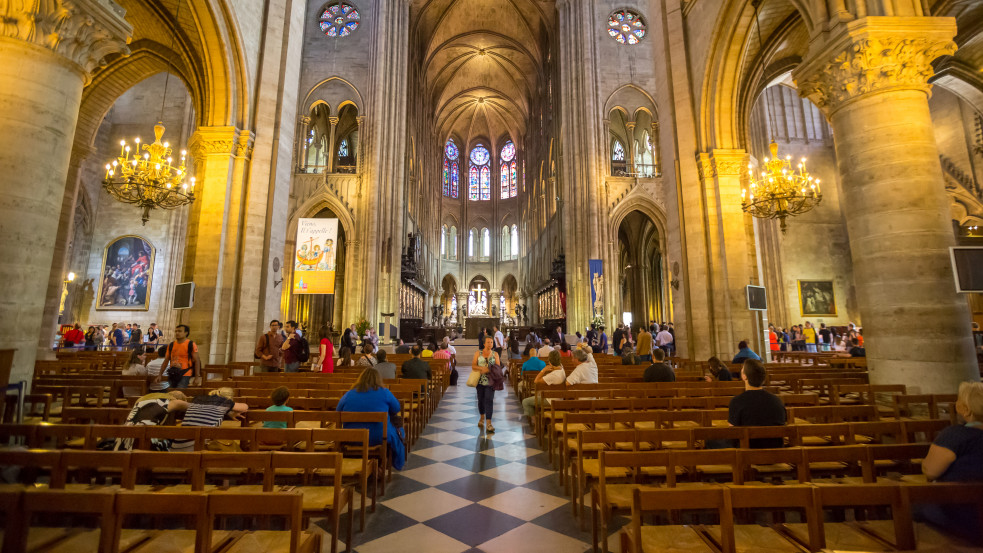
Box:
xmin=472 ymin=335 xmax=503 ymax=433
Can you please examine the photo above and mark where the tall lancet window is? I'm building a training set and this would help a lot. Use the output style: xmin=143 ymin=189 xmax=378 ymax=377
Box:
xmin=470 ymin=144 xmax=491 ymax=201
xmin=443 ymin=138 xmax=459 ymax=198
xmin=500 ymin=141 xmax=517 ymax=199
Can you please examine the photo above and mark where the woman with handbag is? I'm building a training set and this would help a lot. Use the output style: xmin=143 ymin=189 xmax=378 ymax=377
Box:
xmin=470 ymin=335 xmax=502 ymax=433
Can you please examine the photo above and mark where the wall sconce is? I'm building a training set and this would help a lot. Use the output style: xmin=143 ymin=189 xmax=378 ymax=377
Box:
xmin=67 ymin=272 xmax=76 ymax=282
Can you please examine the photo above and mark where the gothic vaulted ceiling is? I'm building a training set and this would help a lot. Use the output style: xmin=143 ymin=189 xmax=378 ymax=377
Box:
xmin=412 ymin=0 xmax=553 ymax=152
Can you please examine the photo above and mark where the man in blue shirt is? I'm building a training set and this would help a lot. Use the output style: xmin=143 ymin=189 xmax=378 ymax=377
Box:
xmin=522 ymin=348 xmax=545 ymax=372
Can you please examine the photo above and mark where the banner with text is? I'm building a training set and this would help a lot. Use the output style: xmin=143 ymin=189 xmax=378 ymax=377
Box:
xmin=589 ymin=259 xmax=604 ymax=318
xmin=293 ymin=218 xmax=339 ymax=294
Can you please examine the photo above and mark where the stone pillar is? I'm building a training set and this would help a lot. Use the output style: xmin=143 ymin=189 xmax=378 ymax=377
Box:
xmin=697 ymin=150 xmax=756 ymax=356
xmin=0 ymin=0 xmax=130 ymax=385
xmin=182 ymin=126 xmax=243 ymax=364
xmin=326 ymin=116 xmax=339 ymax=173
xmin=794 ymin=17 xmax=979 ymax=392
xmin=624 ymin=121 xmax=637 ymax=174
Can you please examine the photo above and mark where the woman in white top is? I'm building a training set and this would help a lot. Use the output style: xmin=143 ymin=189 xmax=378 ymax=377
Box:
xmin=521 ymin=350 xmax=566 ymax=420
xmin=120 ymin=348 xmax=148 ymax=397
xmin=471 ymin=336 xmax=501 ymax=432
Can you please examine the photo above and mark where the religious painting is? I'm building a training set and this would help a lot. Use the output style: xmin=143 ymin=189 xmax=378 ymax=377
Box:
xmin=293 ymin=218 xmax=339 ymax=294
xmin=96 ymin=235 xmax=155 ymax=311
xmin=798 ymin=280 xmax=836 ymax=317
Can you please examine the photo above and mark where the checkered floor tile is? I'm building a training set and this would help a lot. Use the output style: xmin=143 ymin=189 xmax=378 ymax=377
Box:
xmin=349 ymin=378 xmax=594 ymax=552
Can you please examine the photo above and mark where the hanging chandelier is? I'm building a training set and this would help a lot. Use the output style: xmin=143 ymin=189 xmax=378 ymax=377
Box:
xmin=103 ymin=123 xmax=195 ymax=225
xmin=741 ymin=141 xmax=822 ymax=232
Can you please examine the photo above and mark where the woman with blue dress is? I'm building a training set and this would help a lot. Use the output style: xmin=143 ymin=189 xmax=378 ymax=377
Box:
xmin=338 ymin=367 xmax=406 ymax=470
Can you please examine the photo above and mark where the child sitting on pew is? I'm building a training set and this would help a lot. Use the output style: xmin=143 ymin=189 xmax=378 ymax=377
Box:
xmin=263 ymin=386 xmax=292 ymax=429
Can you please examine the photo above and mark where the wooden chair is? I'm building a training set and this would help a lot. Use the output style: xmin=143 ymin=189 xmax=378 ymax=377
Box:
xmin=123 ymin=450 xmax=201 ymax=491
xmin=336 ymin=411 xmax=390 ymax=494
xmin=268 ymin=452 xmax=353 ymax=553
xmin=0 ymin=449 xmax=64 ymax=488
xmin=808 ymin=484 xmax=915 ymax=551
xmin=57 ymin=450 xmax=131 ymax=490
xmin=242 ymin=410 xmax=295 ymax=429
xmin=309 ymin=428 xmax=376 ymax=531
xmin=112 ymin=491 xmax=217 ymax=553
xmin=620 ymin=486 xmax=730 ymax=553
xmin=724 ymin=485 xmax=823 ymax=552
xmin=207 ymin=491 xmax=322 ymax=553
xmin=18 ymin=488 xmax=117 ymax=553
xmin=735 ymin=447 xmax=805 ymax=484
xmin=34 ymin=423 xmax=91 ymax=449
xmin=593 ymin=450 xmax=671 ymax=553
xmin=197 ymin=451 xmax=272 ymax=489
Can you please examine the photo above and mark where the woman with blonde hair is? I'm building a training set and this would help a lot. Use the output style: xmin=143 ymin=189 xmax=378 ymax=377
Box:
xmin=919 ymin=381 xmax=983 ymax=540
xmin=169 ymin=387 xmax=248 ymax=452
xmin=337 ymin=368 xmax=406 ymax=470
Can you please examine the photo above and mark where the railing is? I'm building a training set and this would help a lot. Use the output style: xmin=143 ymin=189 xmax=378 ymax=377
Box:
xmin=940 ymin=155 xmax=981 ymax=200
xmin=295 ymin=165 xmax=358 ymax=175
xmin=612 ymin=163 xmax=661 ymax=178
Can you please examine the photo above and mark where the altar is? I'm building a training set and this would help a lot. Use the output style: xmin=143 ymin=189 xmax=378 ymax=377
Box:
xmin=465 ymin=317 xmax=499 ymax=340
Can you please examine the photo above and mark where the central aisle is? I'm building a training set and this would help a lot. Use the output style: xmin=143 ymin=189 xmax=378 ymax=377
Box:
xmin=348 ymin=380 xmax=594 ymax=553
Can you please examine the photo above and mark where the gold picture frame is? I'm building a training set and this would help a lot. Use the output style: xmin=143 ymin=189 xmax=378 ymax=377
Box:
xmin=96 ymin=235 xmax=155 ymax=311
xmin=797 ymin=280 xmax=836 ymax=317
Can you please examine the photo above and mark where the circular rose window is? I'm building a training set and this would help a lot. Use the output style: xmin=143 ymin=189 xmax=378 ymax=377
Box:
xmin=319 ymin=2 xmax=360 ymax=38
xmin=607 ymin=9 xmax=646 ymax=45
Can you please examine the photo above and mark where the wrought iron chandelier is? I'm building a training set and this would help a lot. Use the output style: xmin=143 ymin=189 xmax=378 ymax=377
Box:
xmin=103 ymin=124 xmax=195 ymax=225
xmin=742 ymin=141 xmax=822 ymax=232
xmin=101 ymin=0 xmax=195 ymax=225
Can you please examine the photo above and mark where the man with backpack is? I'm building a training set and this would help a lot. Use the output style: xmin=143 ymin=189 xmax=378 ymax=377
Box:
xmin=280 ymin=320 xmax=308 ymax=372
xmin=157 ymin=324 xmax=201 ymax=388
xmin=255 ymin=319 xmax=285 ymax=372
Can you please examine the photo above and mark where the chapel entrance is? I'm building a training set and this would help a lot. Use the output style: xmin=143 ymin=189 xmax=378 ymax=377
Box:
xmin=618 ymin=210 xmax=667 ymax=330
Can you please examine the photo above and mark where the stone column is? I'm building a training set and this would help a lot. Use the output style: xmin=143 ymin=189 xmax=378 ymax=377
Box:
xmin=0 ymin=0 xmax=131 ymax=385
xmin=624 ymin=121 xmax=637 ymax=174
xmin=794 ymin=17 xmax=979 ymax=392
xmin=326 ymin=116 xmax=339 ymax=173
xmin=182 ymin=126 xmax=242 ymax=364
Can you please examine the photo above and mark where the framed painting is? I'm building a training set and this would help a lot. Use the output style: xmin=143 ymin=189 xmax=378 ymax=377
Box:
xmin=797 ymin=280 xmax=836 ymax=317
xmin=96 ymin=235 xmax=155 ymax=311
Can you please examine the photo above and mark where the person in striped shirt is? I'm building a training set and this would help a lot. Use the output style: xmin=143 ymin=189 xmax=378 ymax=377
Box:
xmin=169 ymin=388 xmax=248 ymax=452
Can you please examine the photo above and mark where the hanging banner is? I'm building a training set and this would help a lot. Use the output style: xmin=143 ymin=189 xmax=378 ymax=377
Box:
xmin=292 ymin=218 xmax=339 ymax=294
xmin=589 ymin=259 xmax=604 ymax=318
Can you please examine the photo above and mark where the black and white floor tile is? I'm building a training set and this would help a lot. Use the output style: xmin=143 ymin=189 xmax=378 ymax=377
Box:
xmin=343 ymin=379 xmax=605 ymax=553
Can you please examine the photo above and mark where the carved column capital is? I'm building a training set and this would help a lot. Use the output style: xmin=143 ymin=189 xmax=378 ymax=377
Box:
xmin=328 ymin=116 xmax=340 ymax=126
xmin=188 ymin=126 xmax=239 ymax=169
xmin=234 ymin=130 xmax=255 ymax=159
xmin=0 ymin=0 xmax=132 ymax=82
xmin=695 ymin=153 xmax=714 ymax=181
xmin=710 ymin=149 xmax=749 ymax=178
xmin=793 ymin=17 xmax=957 ymax=116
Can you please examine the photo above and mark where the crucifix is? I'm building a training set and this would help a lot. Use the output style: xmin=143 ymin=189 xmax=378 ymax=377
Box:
xmin=471 ymin=283 xmax=487 ymax=315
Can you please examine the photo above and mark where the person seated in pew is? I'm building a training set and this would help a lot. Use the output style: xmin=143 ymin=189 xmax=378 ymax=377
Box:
xmin=727 ymin=360 xmax=786 ymax=448
xmin=338 ymin=346 xmax=354 ymax=368
xmin=371 ymin=349 xmax=396 ymax=381
xmin=121 ymin=347 xmax=149 ymax=397
xmin=704 ymin=356 xmax=733 ymax=382
xmin=263 ymin=386 xmax=292 ymax=429
xmin=169 ymin=388 xmax=248 ymax=452
xmin=113 ymin=390 xmax=189 ymax=451
xmin=559 ymin=341 xmax=573 ymax=358
xmin=643 ymin=348 xmax=676 ymax=383
xmin=566 ymin=347 xmax=598 ymax=385
xmin=522 ymin=348 xmax=545 ymax=372
xmin=356 ymin=343 xmax=378 ymax=368
xmin=621 ymin=345 xmax=640 ymax=366
xmin=401 ymin=346 xmax=431 ymax=380
xmin=521 ymin=351 xmax=566 ymax=423
xmin=338 ymin=367 xmax=406 ymax=470
xmin=731 ymin=340 xmax=761 ymax=364
xmin=146 ymin=345 xmax=169 ymax=391
xmin=394 ymin=338 xmax=411 ymax=355
xmin=919 ymin=381 xmax=983 ymax=541
xmin=848 ymin=337 xmax=866 ymax=357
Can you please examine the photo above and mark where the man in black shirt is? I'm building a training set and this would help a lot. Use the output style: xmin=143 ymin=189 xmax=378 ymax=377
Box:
xmin=643 ymin=349 xmax=675 ymax=382
xmin=728 ymin=359 xmax=786 ymax=448
xmin=401 ymin=346 xmax=431 ymax=380
xmin=612 ymin=325 xmax=624 ymax=356
xmin=394 ymin=339 xmax=411 ymax=354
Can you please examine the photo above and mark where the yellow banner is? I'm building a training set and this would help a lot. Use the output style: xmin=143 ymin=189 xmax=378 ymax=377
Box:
xmin=292 ymin=218 xmax=339 ymax=294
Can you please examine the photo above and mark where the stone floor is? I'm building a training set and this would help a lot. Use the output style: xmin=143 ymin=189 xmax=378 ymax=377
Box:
xmin=336 ymin=376 xmax=605 ymax=553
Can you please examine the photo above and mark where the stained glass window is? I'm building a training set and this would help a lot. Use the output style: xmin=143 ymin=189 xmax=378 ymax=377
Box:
xmin=470 ymin=144 xmax=490 ymax=166
xmin=501 ymin=226 xmax=510 ymax=260
xmin=612 ymin=140 xmax=626 ymax=161
xmin=338 ymin=139 xmax=348 ymax=158
xmin=445 ymin=138 xmax=459 ymax=160
xmin=450 ymin=162 xmax=459 ymax=198
xmin=480 ymin=166 xmax=491 ymax=200
xmin=501 ymin=163 xmax=509 ymax=199
xmin=510 ymin=161 xmax=517 ymax=197
xmin=501 ymin=141 xmax=516 ymax=162
xmin=607 ymin=9 xmax=646 ymax=45
xmin=469 ymin=166 xmax=479 ymax=201
xmin=319 ymin=2 xmax=360 ymax=38
xmin=442 ymin=158 xmax=450 ymax=197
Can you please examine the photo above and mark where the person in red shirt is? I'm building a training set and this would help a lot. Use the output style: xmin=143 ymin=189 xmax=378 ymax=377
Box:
xmin=63 ymin=324 xmax=84 ymax=347
xmin=316 ymin=325 xmax=335 ymax=373
xmin=768 ymin=325 xmax=779 ymax=352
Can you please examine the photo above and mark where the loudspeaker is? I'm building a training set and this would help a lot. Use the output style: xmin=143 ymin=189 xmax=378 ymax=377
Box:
xmin=173 ymin=282 xmax=195 ymax=309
